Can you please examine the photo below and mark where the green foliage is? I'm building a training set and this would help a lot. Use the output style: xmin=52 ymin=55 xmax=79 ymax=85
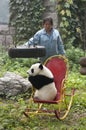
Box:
xmin=57 ymin=0 xmax=85 ymax=48
xmin=0 ymin=72 xmax=86 ymax=129
xmin=66 ymin=46 xmax=85 ymax=70
xmin=0 ymin=45 xmax=86 ymax=129
xmin=66 ymin=72 xmax=86 ymax=90
xmin=0 ymin=44 xmax=85 ymax=77
xmin=9 ymin=0 xmax=45 ymax=44
xmin=0 ymin=50 xmax=39 ymax=78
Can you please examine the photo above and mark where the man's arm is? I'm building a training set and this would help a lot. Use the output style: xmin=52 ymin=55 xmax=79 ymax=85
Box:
xmin=57 ymin=33 xmax=65 ymax=55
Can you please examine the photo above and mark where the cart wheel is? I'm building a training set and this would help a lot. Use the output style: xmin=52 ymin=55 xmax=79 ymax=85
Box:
xmin=8 ymin=46 xmax=46 ymax=58
xmin=79 ymin=57 xmax=86 ymax=66
xmin=79 ymin=57 xmax=86 ymax=75
xmin=80 ymin=67 xmax=86 ymax=75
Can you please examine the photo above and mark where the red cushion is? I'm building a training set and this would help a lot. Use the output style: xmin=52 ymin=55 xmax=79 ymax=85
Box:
xmin=44 ymin=56 xmax=67 ymax=100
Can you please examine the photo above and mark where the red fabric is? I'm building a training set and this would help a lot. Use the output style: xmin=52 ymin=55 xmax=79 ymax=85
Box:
xmin=45 ymin=56 xmax=67 ymax=100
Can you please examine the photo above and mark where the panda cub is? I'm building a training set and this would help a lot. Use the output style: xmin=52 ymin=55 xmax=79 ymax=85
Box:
xmin=27 ymin=63 xmax=57 ymax=101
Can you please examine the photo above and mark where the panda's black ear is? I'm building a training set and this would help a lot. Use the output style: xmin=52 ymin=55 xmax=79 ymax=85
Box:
xmin=39 ymin=64 xmax=43 ymax=70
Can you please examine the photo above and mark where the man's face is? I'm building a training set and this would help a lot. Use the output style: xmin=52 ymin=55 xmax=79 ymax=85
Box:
xmin=43 ymin=21 xmax=53 ymax=32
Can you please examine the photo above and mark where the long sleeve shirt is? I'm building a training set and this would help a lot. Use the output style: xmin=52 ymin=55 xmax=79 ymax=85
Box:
xmin=27 ymin=28 xmax=65 ymax=62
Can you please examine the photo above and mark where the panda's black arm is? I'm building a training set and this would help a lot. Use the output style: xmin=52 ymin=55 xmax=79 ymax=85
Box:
xmin=29 ymin=75 xmax=54 ymax=90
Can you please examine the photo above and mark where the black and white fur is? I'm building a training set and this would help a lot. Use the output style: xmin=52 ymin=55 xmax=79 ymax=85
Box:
xmin=27 ymin=63 xmax=57 ymax=101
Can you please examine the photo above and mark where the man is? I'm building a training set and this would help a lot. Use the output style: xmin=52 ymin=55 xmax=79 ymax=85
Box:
xmin=25 ymin=17 xmax=65 ymax=62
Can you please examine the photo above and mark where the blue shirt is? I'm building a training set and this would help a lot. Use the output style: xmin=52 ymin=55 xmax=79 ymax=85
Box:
xmin=28 ymin=28 xmax=65 ymax=62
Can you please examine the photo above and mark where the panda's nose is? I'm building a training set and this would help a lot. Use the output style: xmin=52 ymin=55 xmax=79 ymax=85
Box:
xmin=31 ymin=69 xmax=34 ymax=73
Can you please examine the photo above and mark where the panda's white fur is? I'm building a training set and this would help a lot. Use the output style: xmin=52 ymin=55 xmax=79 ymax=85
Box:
xmin=27 ymin=63 xmax=57 ymax=101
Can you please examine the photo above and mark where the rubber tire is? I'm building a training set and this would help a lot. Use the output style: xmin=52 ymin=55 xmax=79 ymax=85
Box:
xmin=8 ymin=46 xmax=46 ymax=58
xmin=80 ymin=67 xmax=86 ymax=75
xmin=79 ymin=57 xmax=86 ymax=67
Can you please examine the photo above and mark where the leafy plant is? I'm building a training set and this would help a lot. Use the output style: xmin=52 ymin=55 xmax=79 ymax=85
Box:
xmin=66 ymin=46 xmax=85 ymax=70
xmin=57 ymin=0 xmax=85 ymax=48
xmin=9 ymin=0 xmax=45 ymax=44
xmin=0 ymin=71 xmax=86 ymax=129
xmin=0 ymin=45 xmax=86 ymax=129
xmin=0 ymin=51 xmax=39 ymax=78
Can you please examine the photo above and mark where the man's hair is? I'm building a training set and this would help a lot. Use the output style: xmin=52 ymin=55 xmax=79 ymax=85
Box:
xmin=43 ymin=17 xmax=53 ymax=25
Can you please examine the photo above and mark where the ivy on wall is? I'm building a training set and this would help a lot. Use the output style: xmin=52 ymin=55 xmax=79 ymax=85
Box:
xmin=57 ymin=0 xmax=85 ymax=48
xmin=9 ymin=0 xmax=45 ymax=44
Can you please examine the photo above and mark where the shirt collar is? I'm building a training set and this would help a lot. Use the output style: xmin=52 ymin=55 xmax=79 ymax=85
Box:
xmin=43 ymin=28 xmax=53 ymax=35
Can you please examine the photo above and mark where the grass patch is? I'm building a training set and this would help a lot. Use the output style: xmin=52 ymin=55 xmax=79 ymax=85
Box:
xmin=0 ymin=71 xmax=86 ymax=130
xmin=0 ymin=46 xmax=86 ymax=129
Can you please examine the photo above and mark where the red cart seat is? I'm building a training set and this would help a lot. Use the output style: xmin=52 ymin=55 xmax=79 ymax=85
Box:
xmin=44 ymin=55 xmax=67 ymax=101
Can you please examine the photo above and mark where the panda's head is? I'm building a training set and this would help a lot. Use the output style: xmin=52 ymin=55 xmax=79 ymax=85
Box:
xmin=27 ymin=63 xmax=43 ymax=76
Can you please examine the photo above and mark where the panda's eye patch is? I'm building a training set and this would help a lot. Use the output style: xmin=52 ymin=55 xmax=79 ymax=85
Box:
xmin=31 ymin=69 xmax=34 ymax=73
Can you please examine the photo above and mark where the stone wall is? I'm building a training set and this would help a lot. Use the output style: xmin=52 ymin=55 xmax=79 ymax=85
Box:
xmin=43 ymin=0 xmax=58 ymax=28
xmin=0 ymin=24 xmax=15 ymax=49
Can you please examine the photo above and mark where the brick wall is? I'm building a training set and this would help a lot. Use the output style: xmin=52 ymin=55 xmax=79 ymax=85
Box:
xmin=0 ymin=24 xmax=15 ymax=49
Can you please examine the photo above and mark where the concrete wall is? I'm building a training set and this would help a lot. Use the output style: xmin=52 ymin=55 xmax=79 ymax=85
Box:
xmin=0 ymin=24 xmax=15 ymax=49
xmin=43 ymin=0 xmax=58 ymax=28
xmin=0 ymin=0 xmax=9 ymax=24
